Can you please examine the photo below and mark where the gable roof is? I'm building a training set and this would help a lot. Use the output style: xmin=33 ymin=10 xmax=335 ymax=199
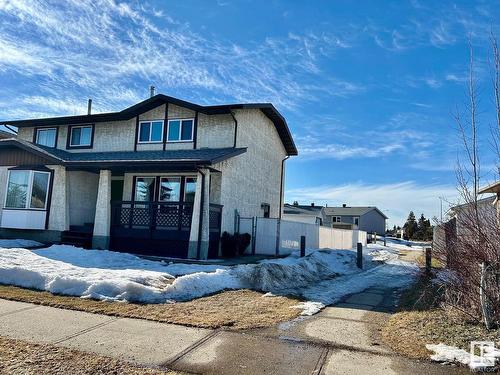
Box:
xmin=478 ymin=181 xmax=500 ymax=194
xmin=0 ymin=94 xmax=297 ymax=156
xmin=283 ymin=204 xmax=323 ymax=216
xmin=0 ymin=138 xmax=246 ymax=168
xmin=323 ymin=206 xmax=388 ymax=219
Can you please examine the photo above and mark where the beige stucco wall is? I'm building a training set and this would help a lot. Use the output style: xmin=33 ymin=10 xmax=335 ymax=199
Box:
xmin=68 ymin=171 xmax=99 ymax=226
xmin=47 ymin=165 xmax=69 ymax=231
xmin=215 ymin=109 xmax=287 ymax=234
xmin=197 ymin=113 xmax=234 ymax=148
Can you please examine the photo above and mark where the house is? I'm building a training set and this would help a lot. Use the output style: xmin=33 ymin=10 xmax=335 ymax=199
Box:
xmin=283 ymin=203 xmax=323 ymax=225
xmin=0 ymin=130 xmax=15 ymax=139
xmin=0 ymin=94 xmax=297 ymax=259
xmin=322 ymin=205 xmax=387 ymax=234
xmin=478 ymin=181 xmax=500 ymax=225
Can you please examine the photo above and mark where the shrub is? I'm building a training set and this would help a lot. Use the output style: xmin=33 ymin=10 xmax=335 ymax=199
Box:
xmin=220 ymin=232 xmax=252 ymax=257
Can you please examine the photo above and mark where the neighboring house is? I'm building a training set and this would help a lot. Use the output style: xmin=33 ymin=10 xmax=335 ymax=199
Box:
xmin=322 ymin=205 xmax=387 ymax=234
xmin=283 ymin=203 xmax=323 ymax=225
xmin=0 ymin=94 xmax=297 ymax=259
xmin=0 ymin=130 xmax=15 ymax=139
xmin=478 ymin=181 xmax=500 ymax=225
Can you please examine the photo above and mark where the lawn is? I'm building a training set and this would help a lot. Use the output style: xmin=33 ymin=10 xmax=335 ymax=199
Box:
xmin=0 ymin=335 xmax=181 ymax=375
xmin=0 ymin=285 xmax=302 ymax=330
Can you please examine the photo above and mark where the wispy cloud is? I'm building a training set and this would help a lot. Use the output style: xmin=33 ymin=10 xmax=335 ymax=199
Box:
xmin=0 ymin=0 xmax=362 ymax=118
xmin=286 ymin=181 xmax=459 ymax=226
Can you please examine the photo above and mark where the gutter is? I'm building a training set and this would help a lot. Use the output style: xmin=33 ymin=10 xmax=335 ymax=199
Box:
xmin=196 ymin=169 xmax=206 ymax=260
xmin=278 ymin=155 xmax=290 ymax=219
xmin=230 ymin=111 xmax=238 ymax=148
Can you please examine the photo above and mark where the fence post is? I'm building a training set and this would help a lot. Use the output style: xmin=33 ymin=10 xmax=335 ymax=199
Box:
xmin=300 ymin=236 xmax=306 ymax=257
xmin=357 ymin=242 xmax=363 ymax=269
xmin=425 ymin=247 xmax=432 ymax=275
xmin=275 ymin=218 xmax=281 ymax=257
xmin=384 ymin=235 xmax=386 ymax=247
xmin=374 ymin=232 xmax=377 ymax=244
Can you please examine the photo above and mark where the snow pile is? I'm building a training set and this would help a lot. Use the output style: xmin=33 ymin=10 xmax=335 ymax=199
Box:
xmin=0 ymin=243 xmax=418 ymax=312
xmin=426 ymin=343 xmax=500 ymax=370
xmin=0 ymin=239 xmax=43 ymax=248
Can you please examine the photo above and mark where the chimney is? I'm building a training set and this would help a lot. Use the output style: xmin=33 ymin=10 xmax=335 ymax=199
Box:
xmin=149 ymin=85 xmax=156 ymax=98
xmin=311 ymin=202 xmax=315 ymax=207
xmin=87 ymin=99 xmax=92 ymax=115
xmin=342 ymin=203 xmax=347 ymax=208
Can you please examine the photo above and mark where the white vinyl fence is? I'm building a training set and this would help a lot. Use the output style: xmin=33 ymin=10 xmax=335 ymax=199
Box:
xmin=237 ymin=216 xmax=367 ymax=256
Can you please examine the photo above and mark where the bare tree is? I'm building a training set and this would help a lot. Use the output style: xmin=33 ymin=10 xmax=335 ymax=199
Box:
xmin=433 ymin=35 xmax=500 ymax=329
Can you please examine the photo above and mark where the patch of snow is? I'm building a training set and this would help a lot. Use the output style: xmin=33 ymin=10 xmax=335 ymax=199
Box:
xmin=292 ymin=301 xmax=325 ymax=316
xmin=0 ymin=242 xmax=418 ymax=316
xmin=426 ymin=343 xmax=500 ymax=370
xmin=0 ymin=239 xmax=43 ymax=248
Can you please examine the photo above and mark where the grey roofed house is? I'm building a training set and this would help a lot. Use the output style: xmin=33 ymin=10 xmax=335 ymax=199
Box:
xmin=0 ymin=130 xmax=15 ymax=139
xmin=0 ymin=93 xmax=297 ymax=260
xmin=283 ymin=203 xmax=323 ymax=225
xmin=322 ymin=205 xmax=388 ymax=234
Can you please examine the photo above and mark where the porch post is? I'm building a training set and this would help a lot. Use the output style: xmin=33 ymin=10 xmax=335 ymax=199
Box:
xmin=188 ymin=168 xmax=210 ymax=259
xmin=92 ymin=169 xmax=112 ymax=249
xmin=48 ymin=165 xmax=69 ymax=232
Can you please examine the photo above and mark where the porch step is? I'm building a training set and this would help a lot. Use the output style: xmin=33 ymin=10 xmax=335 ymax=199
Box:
xmin=61 ymin=230 xmax=93 ymax=249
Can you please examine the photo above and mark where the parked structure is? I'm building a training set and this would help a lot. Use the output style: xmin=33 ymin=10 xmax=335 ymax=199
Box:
xmin=0 ymin=94 xmax=297 ymax=259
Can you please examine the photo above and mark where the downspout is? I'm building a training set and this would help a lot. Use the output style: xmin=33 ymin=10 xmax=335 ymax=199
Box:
xmin=230 ymin=111 xmax=238 ymax=148
xmin=278 ymin=155 xmax=290 ymax=219
xmin=196 ymin=169 xmax=206 ymax=260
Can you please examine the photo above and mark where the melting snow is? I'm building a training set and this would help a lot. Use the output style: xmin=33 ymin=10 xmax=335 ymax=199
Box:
xmin=0 ymin=241 xmax=418 ymax=314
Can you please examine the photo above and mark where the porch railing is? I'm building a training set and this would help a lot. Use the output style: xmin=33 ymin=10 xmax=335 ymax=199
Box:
xmin=111 ymin=201 xmax=194 ymax=231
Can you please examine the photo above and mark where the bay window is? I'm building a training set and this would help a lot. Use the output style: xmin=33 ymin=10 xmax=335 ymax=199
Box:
xmin=159 ymin=177 xmax=181 ymax=202
xmin=133 ymin=176 xmax=196 ymax=203
xmin=5 ymin=170 xmax=50 ymax=210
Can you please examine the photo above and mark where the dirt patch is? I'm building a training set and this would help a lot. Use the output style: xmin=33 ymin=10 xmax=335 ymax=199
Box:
xmin=0 ymin=335 xmax=180 ymax=374
xmin=0 ymin=285 xmax=301 ymax=330
xmin=382 ymin=309 xmax=500 ymax=359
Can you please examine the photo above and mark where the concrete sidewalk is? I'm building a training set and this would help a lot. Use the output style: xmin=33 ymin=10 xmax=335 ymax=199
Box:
xmin=0 ymin=290 xmax=469 ymax=375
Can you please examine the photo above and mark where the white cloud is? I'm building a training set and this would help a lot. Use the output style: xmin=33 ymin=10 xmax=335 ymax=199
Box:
xmin=286 ymin=181 xmax=459 ymax=227
xmin=0 ymin=0 xmax=362 ymax=117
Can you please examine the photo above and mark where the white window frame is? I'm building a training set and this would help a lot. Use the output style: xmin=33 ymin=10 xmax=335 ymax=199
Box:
xmin=166 ymin=118 xmax=194 ymax=143
xmin=69 ymin=125 xmax=93 ymax=147
xmin=138 ymin=120 xmax=164 ymax=144
xmin=35 ymin=127 xmax=57 ymax=147
xmin=4 ymin=170 xmax=51 ymax=211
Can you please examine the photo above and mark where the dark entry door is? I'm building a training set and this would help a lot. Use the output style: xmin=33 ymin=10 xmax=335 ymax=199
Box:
xmin=111 ymin=180 xmax=124 ymax=202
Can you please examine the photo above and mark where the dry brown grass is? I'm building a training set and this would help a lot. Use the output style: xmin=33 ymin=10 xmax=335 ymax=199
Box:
xmin=382 ymin=308 xmax=500 ymax=359
xmin=0 ymin=335 xmax=180 ymax=375
xmin=0 ymin=285 xmax=301 ymax=330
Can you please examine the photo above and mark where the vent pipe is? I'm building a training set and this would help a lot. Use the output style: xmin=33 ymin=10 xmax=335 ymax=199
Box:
xmin=149 ymin=85 xmax=156 ymax=98
xmin=87 ymin=99 xmax=92 ymax=115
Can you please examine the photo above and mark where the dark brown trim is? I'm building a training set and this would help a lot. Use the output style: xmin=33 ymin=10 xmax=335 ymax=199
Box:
xmin=193 ymin=112 xmax=198 ymax=149
xmin=131 ymin=176 xmax=137 ymax=202
xmin=45 ymin=168 xmax=55 ymax=229
xmin=230 ymin=111 xmax=238 ymax=148
xmin=163 ymin=104 xmax=169 ymax=151
xmin=9 ymin=165 xmax=52 ymax=172
xmin=66 ymin=124 xmax=94 ymax=150
xmin=133 ymin=116 xmax=139 ymax=152
xmin=33 ymin=126 xmax=59 ymax=148
xmin=278 ymin=156 xmax=289 ymax=219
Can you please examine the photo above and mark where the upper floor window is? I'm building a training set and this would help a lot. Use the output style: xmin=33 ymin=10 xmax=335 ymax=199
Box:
xmin=5 ymin=170 xmax=50 ymax=210
xmin=139 ymin=121 xmax=163 ymax=143
xmin=167 ymin=119 xmax=193 ymax=142
xmin=69 ymin=125 xmax=93 ymax=148
xmin=35 ymin=128 xmax=57 ymax=148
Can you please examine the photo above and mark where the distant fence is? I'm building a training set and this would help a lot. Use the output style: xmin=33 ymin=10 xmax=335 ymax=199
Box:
xmin=236 ymin=215 xmax=367 ymax=256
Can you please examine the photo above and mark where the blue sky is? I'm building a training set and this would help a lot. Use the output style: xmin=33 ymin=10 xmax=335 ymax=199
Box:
xmin=0 ymin=0 xmax=499 ymax=226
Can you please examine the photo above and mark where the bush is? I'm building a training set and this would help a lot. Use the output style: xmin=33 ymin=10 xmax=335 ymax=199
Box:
xmin=220 ymin=232 xmax=251 ymax=257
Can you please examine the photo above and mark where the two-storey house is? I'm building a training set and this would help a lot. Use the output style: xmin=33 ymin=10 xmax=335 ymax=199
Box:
xmin=0 ymin=94 xmax=297 ymax=259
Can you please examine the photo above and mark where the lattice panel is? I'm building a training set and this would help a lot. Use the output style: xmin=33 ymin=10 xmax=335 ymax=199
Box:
xmin=156 ymin=208 xmax=180 ymax=228
xmin=209 ymin=210 xmax=220 ymax=230
xmin=131 ymin=208 xmax=151 ymax=226
xmin=181 ymin=206 xmax=193 ymax=228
